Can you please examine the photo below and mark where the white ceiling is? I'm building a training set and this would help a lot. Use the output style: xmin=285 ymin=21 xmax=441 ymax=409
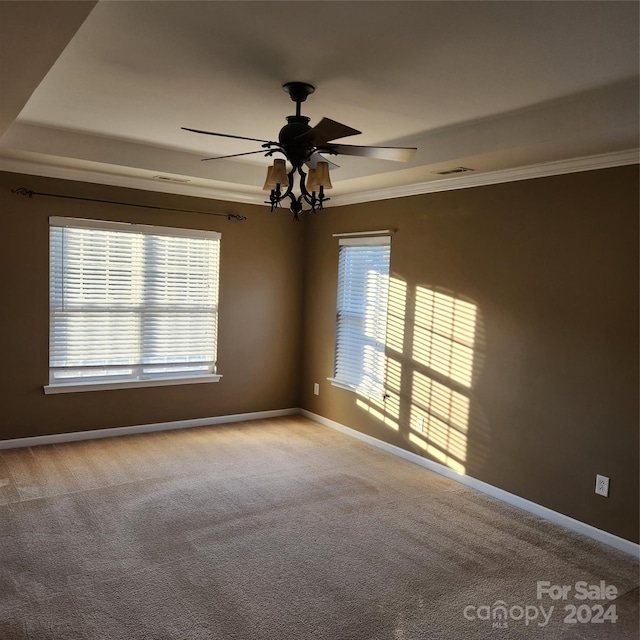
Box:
xmin=1 ymin=1 xmax=638 ymax=206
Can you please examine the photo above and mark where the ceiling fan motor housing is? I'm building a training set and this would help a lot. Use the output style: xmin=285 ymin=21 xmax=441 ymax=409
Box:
xmin=279 ymin=115 xmax=312 ymax=167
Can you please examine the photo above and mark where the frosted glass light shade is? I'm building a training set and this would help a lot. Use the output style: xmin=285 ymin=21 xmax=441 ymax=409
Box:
xmin=314 ymin=161 xmax=332 ymax=189
xmin=271 ymin=159 xmax=288 ymax=185
xmin=305 ymin=168 xmax=317 ymax=191
xmin=262 ymin=165 xmax=276 ymax=191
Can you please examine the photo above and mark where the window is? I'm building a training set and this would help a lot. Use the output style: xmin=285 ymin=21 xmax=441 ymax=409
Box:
xmin=46 ymin=217 xmax=221 ymax=392
xmin=329 ymin=235 xmax=391 ymax=398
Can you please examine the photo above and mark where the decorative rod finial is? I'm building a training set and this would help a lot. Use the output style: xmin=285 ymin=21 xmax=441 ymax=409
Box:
xmin=12 ymin=187 xmax=35 ymax=198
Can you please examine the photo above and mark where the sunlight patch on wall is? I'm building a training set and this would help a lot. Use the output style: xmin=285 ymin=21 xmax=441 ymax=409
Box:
xmin=412 ymin=286 xmax=476 ymax=388
xmin=410 ymin=370 xmax=469 ymax=474
xmin=356 ymin=355 xmax=401 ymax=431
xmin=384 ymin=357 xmax=402 ymax=422
xmin=408 ymin=286 xmax=480 ymax=475
xmin=386 ymin=277 xmax=407 ymax=353
xmin=353 ymin=280 xmax=481 ymax=460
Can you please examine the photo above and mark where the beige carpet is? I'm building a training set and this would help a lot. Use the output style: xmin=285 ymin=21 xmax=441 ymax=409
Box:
xmin=0 ymin=416 xmax=637 ymax=639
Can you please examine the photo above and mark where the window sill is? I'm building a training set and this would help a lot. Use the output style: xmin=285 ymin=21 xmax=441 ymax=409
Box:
xmin=326 ymin=377 xmax=386 ymax=402
xmin=327 ymin=377 xmax=358 ymax=393
xmin=43 ymin=374 xmax=222 ymax=395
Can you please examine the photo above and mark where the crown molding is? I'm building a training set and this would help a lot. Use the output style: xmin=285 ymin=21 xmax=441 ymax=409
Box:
xmin=330 ymin=149 xmax=640 ymax=207
xmin=1 ymin=149 xmax=637 ymax=208
xmin=0 ymin=156 xmax=266 ymax=206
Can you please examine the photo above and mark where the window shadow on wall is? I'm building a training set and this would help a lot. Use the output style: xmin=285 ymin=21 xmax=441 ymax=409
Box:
xmin=355 ymin=276 xmax=491 ymax=476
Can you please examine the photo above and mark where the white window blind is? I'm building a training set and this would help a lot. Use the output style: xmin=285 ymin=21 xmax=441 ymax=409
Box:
xmin=332 ymin=236 xmax=391 ymax=398
xmin=49 ymin=217 xmax=220 ymax=386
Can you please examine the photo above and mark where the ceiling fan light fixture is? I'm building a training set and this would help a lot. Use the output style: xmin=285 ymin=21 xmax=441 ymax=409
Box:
xmin=314 ymin=161 xmax=332 ymax=189
xmin=305 ymin=168 xmax=317 ymax=191
xmin=262 ymin=165 xmax=276 ymax=191
xmin=271 ymin=158 xmax=288 ymax=185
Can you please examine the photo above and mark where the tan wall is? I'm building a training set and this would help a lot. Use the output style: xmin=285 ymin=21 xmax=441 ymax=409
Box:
xmin=0 ymin=172 xmax=304 ymax=438
xmin=1 ymin=166 xmax=637 ymax=543
xmin=300 ymin=166 xmax=639 ymax=543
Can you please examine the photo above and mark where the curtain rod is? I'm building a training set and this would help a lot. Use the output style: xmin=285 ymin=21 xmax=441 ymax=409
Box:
xmin=332 ymin=229 xmax=395 ymax=237
xmin=11 ymin=187 xmax=247 ymax=221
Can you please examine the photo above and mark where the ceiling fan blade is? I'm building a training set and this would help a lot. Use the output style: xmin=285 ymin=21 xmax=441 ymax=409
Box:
xmin=201 ymin=149 xmax=268 ymax=161
xmin=305 ymin=151 xmax=340 ymax=170
xmin=182 ymin=127 xmax=273 ymax=144
xmin=326 ymin=143 xmax=417 ymax=162
xmin=298 ymin=118 xmax=361 ymax=145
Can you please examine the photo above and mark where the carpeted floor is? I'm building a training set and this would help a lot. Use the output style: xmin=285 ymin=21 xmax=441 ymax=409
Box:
xmin=0 ymin=416 xmax=637 ymax=639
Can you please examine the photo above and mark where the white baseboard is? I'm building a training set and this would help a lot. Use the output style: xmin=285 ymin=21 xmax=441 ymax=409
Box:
xmin=0 ymin=408 xmax=298 ymax=450
xmin=300 ymin=409 xmax=640 ymax=558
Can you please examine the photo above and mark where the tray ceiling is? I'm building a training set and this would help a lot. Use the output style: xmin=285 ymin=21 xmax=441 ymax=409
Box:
xmin=1 ymin=1 xmax=638 ymax=205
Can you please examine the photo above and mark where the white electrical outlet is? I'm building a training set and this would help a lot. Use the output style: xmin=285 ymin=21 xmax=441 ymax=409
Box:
xmin=595 ymin=474 xmax=610 ymax=497
xmin=416 ymin=416 xmax=425 ymax=431
xmin=313 ymin=383 xmax=319 ymax=396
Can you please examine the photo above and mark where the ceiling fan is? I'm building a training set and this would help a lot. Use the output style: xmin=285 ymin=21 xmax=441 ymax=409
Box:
xmin=182 ymin=82 xmax=417 ymax=219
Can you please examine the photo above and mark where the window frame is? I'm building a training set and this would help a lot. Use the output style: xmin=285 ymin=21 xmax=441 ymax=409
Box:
xmin=45 ymin=216 xmax=222 ymax=394
xmin=327 ymin=234 xmax=392 ymax=400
